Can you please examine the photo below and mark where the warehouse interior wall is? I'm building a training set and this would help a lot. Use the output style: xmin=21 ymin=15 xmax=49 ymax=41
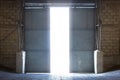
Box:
xmin=100 ymin=0 xmax=120 ymax=71
xmin=0 ymin=0 xmax=22 ymax=71
xmin=0 ymin=0 xmax=120 ymax=72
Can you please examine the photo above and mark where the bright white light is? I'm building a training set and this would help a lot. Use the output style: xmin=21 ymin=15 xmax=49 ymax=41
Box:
xmin=50 ymin=7 xmax=70 ymax=74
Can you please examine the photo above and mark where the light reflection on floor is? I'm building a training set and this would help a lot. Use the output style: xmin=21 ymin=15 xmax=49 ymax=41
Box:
xmin=0 ymin=70 xmax=120 ymax=80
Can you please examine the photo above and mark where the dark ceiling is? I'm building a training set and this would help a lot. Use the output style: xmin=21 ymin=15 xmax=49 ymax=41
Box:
xmin=25 ymin=0 xmax=95 ymax=3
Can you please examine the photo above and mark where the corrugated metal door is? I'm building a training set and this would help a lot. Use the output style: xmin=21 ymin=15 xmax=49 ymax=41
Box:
xmin=70 ymin=8 xmax=95 ymax=73
xmin=25 ymin=9 xmax=50 ymax=73
xmin=24 ymin=7 xmax=95 ymax=73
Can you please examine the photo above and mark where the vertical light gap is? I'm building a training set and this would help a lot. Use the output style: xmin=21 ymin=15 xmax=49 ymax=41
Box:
xmin=50 ymin=7 xmax=70 ymax=74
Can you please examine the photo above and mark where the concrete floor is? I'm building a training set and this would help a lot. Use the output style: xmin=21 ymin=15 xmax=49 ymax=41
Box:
xmin=0 ymin=70 xmax=120 ymax=80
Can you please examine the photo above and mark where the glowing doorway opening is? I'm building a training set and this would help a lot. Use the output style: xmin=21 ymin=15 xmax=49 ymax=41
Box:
xmin=50 ymin=7 xmax=70 ymax=74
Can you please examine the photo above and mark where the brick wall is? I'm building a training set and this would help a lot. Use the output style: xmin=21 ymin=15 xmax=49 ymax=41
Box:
xmin=0 ymin=0 xmax=22 ymax=70
xmin=100 ymin=0 xmax=120 ymax=71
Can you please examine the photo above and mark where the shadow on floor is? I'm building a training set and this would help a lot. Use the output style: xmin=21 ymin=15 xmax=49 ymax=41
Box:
xmin=0 ymin=66 xmax=15 ymax=73
xmin=106 ymin=65 xmax=120 ymax=72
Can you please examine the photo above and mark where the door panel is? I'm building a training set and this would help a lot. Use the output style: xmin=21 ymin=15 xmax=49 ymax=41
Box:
xmin=70 ymin=51 xmax=94 ymax=72
xmin=25 ymin=31 xmax=49 ymax=50
xmin=70 ymin=8 xmax=95 ymax=73
xmin=25 ymin=51 xmax=50 ymax=72
xmin=71 ymin=30 xmax=95 ymax=51
xmin=25 ymin=9 xmax=50 ymax=73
